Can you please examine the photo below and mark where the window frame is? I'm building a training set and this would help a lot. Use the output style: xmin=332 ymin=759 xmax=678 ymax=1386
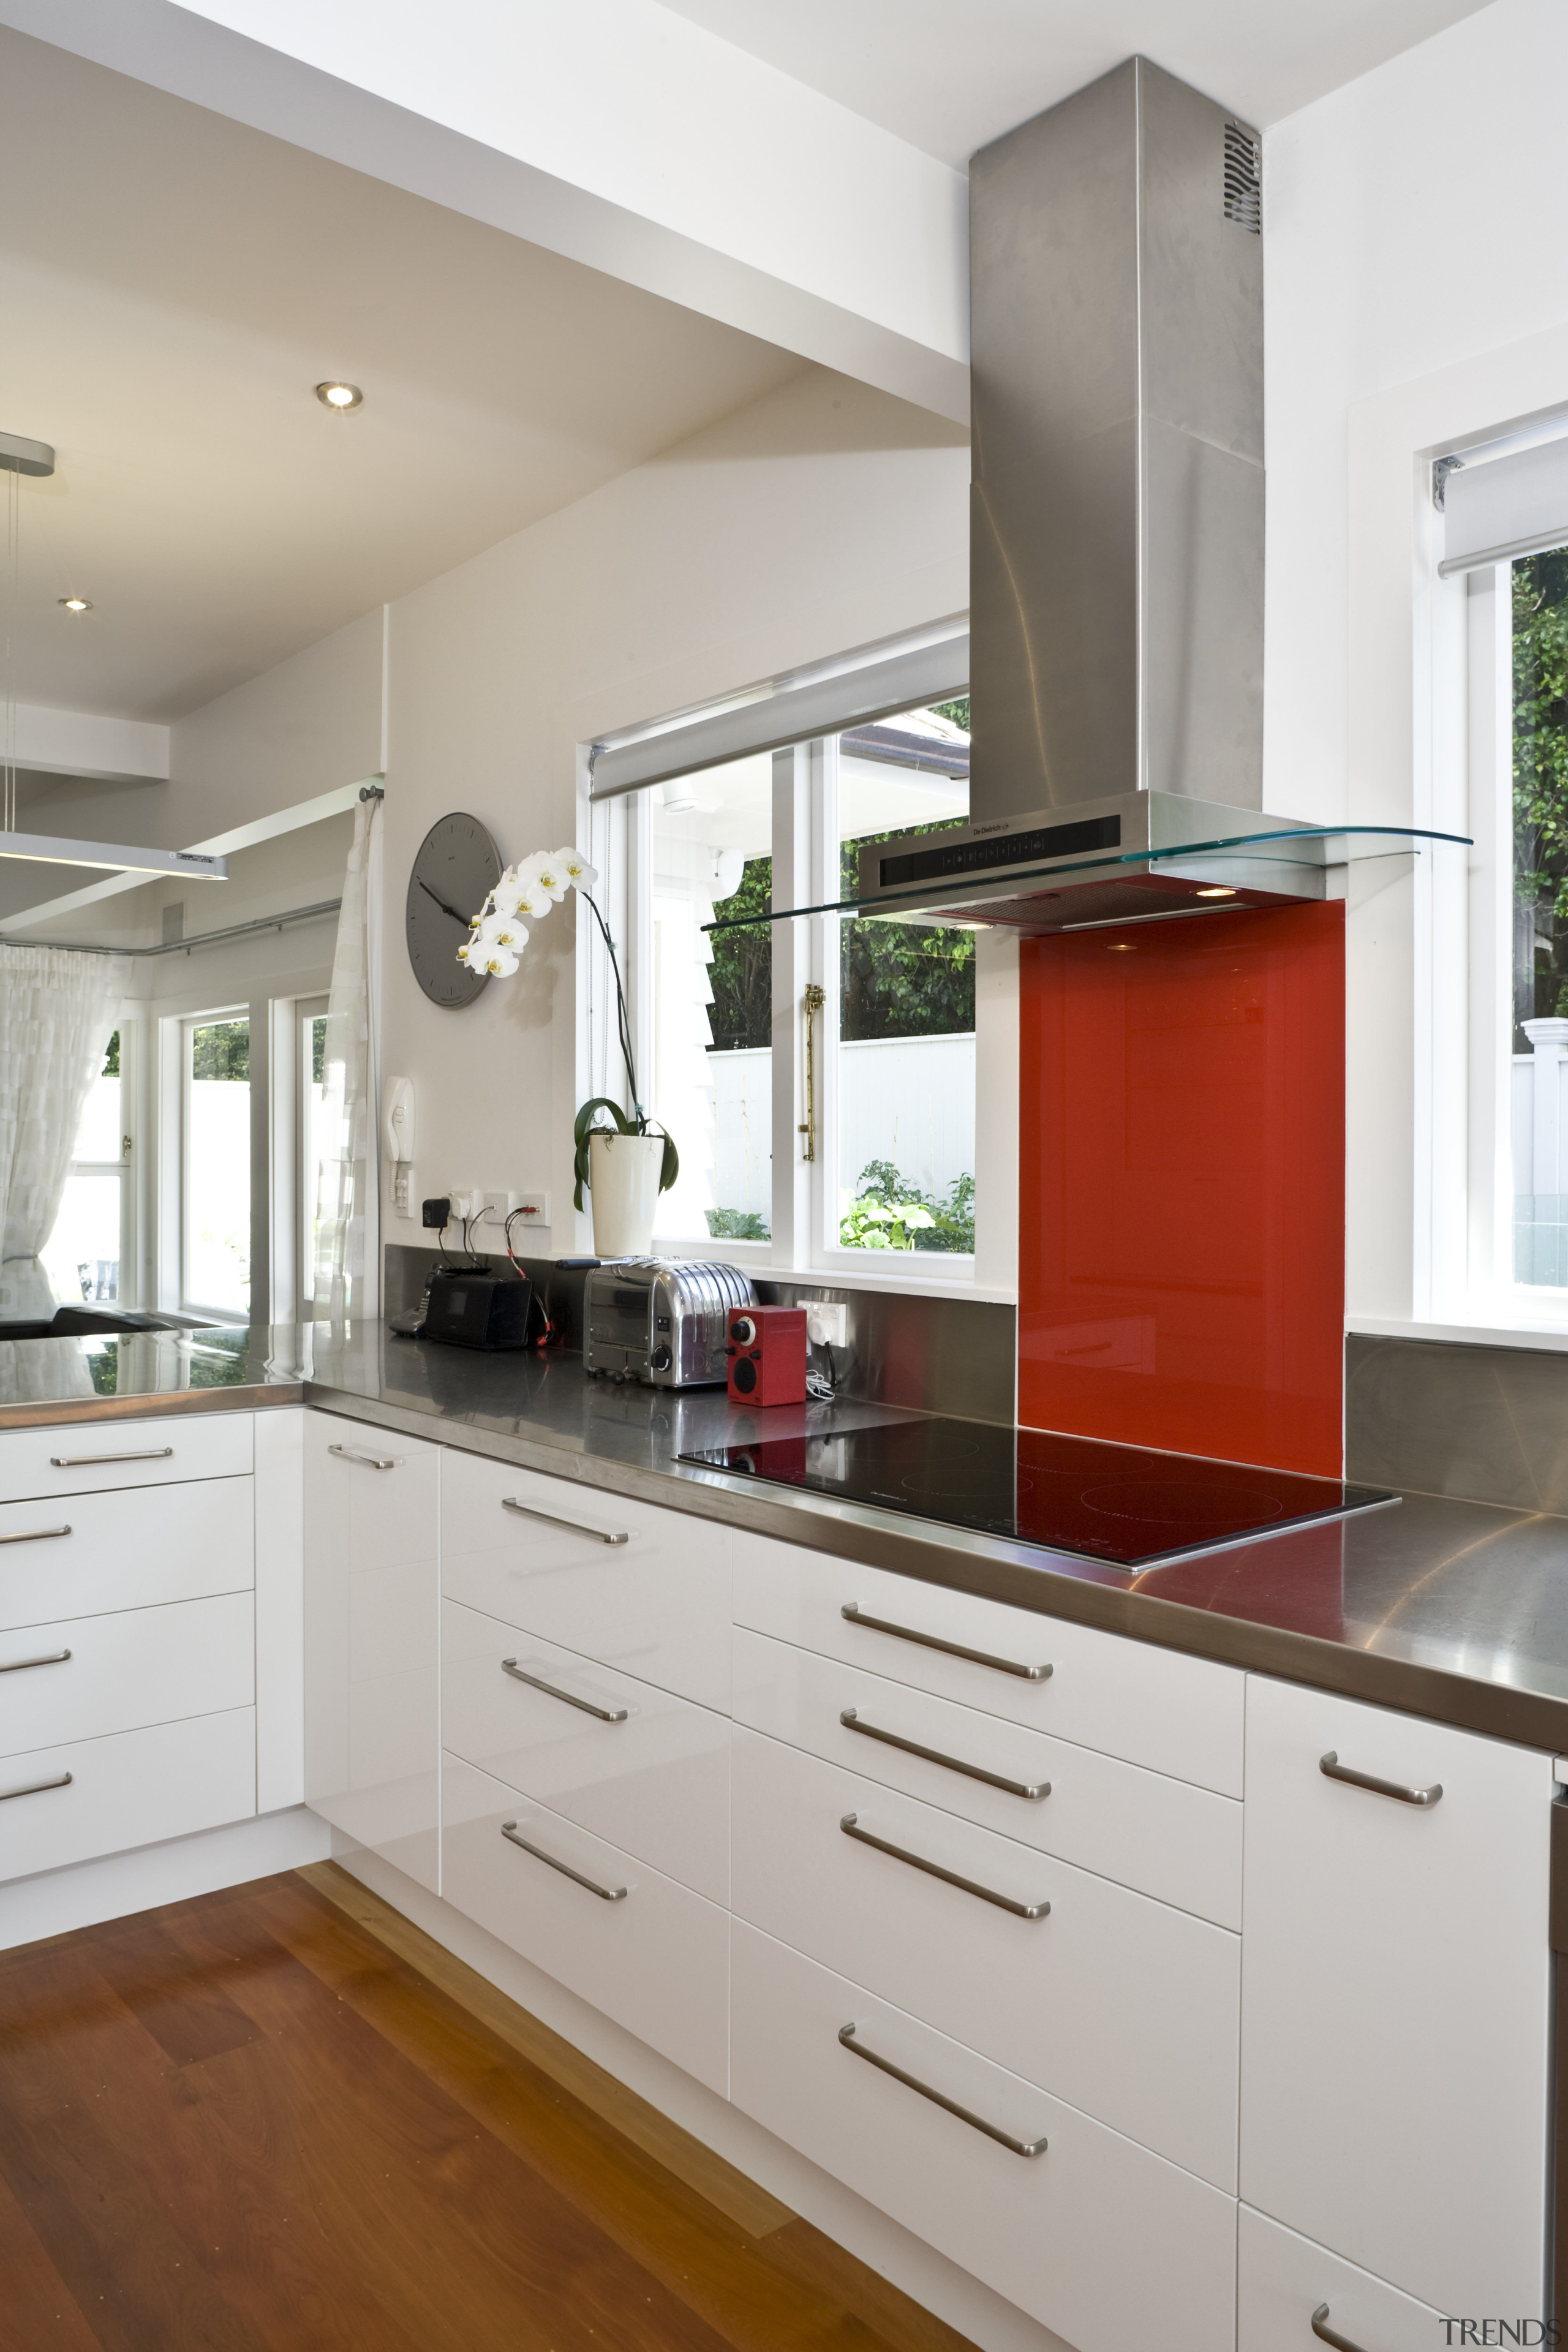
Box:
xmin=598 ymin=664 xmax=1011 ymax=1297
xmin=178 ymin=1003 xmax=253 ymax=1324
xmin=43 ymin=1025 xmax=135 ymax=1310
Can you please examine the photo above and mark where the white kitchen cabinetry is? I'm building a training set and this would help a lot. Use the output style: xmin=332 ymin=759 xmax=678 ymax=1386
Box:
xmin=1237 ymin=2206 xmax=1447 ymax=2352
xmin=733 ymin=1624 xmax=1242 ymax=1928
xmin=731 ymin=1917 xmax=1238 ymax=2352
xmin=442 ymin=1751 xmax=729 ymax=2095
xmin=303 ymin=1413 xmax=440 ymax=1894
xmin=0 ymin=1711 xmax=257 ymax=1880
xmin=731 ymin=1722 xmax=1240 ymax=2190
xmin=439 ymin=1450 xmax=733 ymax=1711
xmin=734 ymin=1547 xmax=1244 ymax=1794
xmin=0 ymin=1410 xmax=252 ymax=1502
xmin=1240 ymin=1675 xmax=1553 ymax=2318
xmin=442 ymin=1597 xmax=728 ymax=1904
xmin=0 ymin=1592 xmax=252 ymax=1755
xmin=0 ymin=1407 xmax=265 ymax=1888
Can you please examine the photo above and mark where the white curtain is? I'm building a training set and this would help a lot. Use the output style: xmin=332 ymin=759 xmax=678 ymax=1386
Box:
xmin=0 ymin=943 xmax=126 ymax=1316
xmin=313 ymin=793 xmax=381 ymax=1325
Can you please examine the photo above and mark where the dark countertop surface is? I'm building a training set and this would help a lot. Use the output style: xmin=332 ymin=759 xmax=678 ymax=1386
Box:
xmin=4 ymin=1320 xmax=1568 ymax=1754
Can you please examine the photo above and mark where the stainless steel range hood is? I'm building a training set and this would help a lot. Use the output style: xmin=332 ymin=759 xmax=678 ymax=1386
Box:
xmin=859 ymin=55 xmax=1302 ymax=932
xmin=709 ymin=56 xmax=1464 ymax=952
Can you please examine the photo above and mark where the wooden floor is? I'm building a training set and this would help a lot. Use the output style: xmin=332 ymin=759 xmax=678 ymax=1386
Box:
xmin=0 ymin=1864 xmax=979 ymax=2351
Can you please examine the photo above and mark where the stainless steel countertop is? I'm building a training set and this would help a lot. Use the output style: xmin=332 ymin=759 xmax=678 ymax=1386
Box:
xmin=4 ymin=1321 xmax=1568 ymax=1754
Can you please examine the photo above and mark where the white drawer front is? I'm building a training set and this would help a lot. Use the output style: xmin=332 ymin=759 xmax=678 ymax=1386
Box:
xmin=733 ymin=1548 xmax=1243 ymax=1794
xmin=0 ymin=1477 xmax=255 ymax=1632
xmin=731 ymin=1920 xmax=1237 ymax=2352
xmin=735 ymin=1624 xmax=1242 ymax=1928
xmin=0 ymin=1591 xmax=254 ymax=1758
xmin=304 ymin=1414 xmax=440 ymax=1897
xmin=1240 ymin=1675 xmax=1551 ymax=2316
xmin=733 ymin=1724 xmax=1239 ymax=2190
xmin=440 ymin=1754 xmax=728 ymax=2097
xmin=0 ymin=1708 xmax=256 ymax=1882
xmin=442 ymin=1600 xmax=728 ymax=1904
xmin=440 ymin=1449 xmax=731 ymax=1711
xmin=0 ymin=1412 xmax=253 ymax=1502
xmin=1238 ymin=2207 xmax=1447 ymax=2351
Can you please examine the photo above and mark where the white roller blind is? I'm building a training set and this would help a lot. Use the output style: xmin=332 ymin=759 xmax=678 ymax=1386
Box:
xmin=1439 ymin=435 xmax=1568 ymax=576
xmin=588 ymin=630 xmax=968 ymax=801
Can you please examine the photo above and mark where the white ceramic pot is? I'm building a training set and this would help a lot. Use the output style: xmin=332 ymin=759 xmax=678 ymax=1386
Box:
xmin=588 ymin=1131 xmax=665 ymax=1257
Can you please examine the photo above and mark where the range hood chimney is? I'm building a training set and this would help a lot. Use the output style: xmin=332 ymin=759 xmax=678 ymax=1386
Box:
xmin=969 ymin=56 xmax=1264 ymax=824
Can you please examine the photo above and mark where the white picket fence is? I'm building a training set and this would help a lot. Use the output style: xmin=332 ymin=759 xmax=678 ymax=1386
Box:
xmin=707 ymin=1031 xmax=976 ymax=1222
xmin=1513 ymin=1019 xmax=1568 ymax=1283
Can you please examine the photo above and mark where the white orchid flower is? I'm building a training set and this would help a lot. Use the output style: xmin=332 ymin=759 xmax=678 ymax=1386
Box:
xmin=511 ymin=878 xmax=553 ymax=919
xmin=481 ymin=916 xmax=529 ymax=953
xmin=531 ymin=855 xmax=570 ymax=902
xmin=478 ymin=946 xmax=520 ymax=977
xmin=488 ymin=872 xmax=528 ymax=918
xmin=455 ymin=939 xmax=474 ymax=965
xmin=559 ymin=848 xmax=597 ymax=891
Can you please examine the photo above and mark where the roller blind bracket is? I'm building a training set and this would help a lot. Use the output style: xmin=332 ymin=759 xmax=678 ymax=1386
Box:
xmin=1433 ymin=454 xmax=1464 ymax=512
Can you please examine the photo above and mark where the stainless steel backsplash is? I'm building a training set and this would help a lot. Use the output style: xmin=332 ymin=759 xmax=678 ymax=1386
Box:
xmin=383 ymin=1246 xmax=1017 ymax=1427
xmin=1346 ymin=1330 xmax=1568 ymax=1511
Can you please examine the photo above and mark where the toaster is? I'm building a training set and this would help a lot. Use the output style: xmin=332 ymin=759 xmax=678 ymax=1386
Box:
xmin=583 ymin=1259 xmax=756 ymax=1387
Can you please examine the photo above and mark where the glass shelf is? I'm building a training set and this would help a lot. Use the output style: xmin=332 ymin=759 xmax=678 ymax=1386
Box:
xmin=703 ymin=823 xmax=1472 ymax=934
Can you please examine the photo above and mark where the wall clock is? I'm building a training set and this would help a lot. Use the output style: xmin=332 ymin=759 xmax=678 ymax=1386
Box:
xmin=405 ymin=812 xmax=502 ymax=1008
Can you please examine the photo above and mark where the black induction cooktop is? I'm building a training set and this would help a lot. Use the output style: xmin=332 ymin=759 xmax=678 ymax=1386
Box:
xmin=679 ymin=1419 xmax=1395 ymax=1569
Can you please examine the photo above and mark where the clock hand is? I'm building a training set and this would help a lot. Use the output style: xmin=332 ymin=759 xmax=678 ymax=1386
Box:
xmin=417 ymin=874 xmax=477 ymax=929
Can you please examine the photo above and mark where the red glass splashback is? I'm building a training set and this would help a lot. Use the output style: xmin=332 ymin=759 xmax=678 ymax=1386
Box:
xmin=1018 ymin=900 xmax=1345 ymax=1476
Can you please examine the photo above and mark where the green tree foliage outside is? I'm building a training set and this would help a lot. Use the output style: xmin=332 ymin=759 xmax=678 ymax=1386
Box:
xmin=191 ymin=1020 xmax=250 ymax=1080
xmin=1513 ymin=549 xmax=1568 ymax=1047
xmin=101 ymin=1030 xmax=120 ymax=1078
xmin=841 ymin=1159 xmax=975 ymax=1254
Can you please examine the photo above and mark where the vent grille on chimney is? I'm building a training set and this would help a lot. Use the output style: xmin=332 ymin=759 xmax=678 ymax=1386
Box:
xmin=1223 ymin=123 xmax=1261 ymax=232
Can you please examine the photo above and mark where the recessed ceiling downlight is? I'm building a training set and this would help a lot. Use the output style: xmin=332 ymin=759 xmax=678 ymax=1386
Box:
xmin=315 ymin=381 xmax=363 ymax=410
xmin=58 ymin=596 xmax=92 ymax=612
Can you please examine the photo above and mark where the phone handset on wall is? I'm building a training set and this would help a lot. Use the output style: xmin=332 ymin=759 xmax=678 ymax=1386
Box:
xmin=384 ymin=1077 xmax=417 ymax=1218
xmin=384 ymin=1077 xmax=416 ymax=1163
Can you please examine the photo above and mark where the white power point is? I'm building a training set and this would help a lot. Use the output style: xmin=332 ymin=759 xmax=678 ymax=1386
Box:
xmin=805 ymin=1301 xmax=848 ymax=1348
xmin=448 ymin=1187 xmax=483 ymax=1223
xmin=393 ymin=1164 xmax=417 ymax=1218
xmin=478 ymin=1189 xmax=550 ymax=1231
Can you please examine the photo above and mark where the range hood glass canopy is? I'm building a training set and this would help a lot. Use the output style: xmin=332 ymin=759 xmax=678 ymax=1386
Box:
xmin=706 ymin=810 xmax=1471 ymax=940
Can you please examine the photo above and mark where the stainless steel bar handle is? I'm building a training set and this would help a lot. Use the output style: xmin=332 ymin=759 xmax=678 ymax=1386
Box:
xmin=840 ymin=1708 xmax=1050 ymax=1801
xmin=837 ymin=2024 xmax=1047 ymax=2157
xmin=500 ymin=1819 xmax=628 ymax=1901
xmin=1310 ymin=2305 xmax=1368 ymax=2351
xmin=501 ymin=1658 xmax=629 ymax=1722
xmin=1319 ymin=1751 xmax=1443 ymax=1808
xmin=840 ymin=1813 xmax=1050 ymax=1918
xmin=327 ymin=1443 xmax=398 ymax=1471
xmin=840 ymin=1602 xmax=1050 ymax=1682
xmin=0 ymin=1649 xmax=71 ymax=1675
xmin=0 ymin=1525 xmax=70 ymax=1547
xmin=0 ymin=1771 xmax=72 ymax=1802
xmin=502 ymin=1496 xmax=630 ymax=1546
xmin=48 ymin=1447 xmax=173 ymax=1468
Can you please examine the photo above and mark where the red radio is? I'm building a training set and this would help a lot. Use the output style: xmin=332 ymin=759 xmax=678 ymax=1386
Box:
xmin=726 ymin=1305 xmax=807 ymax=1408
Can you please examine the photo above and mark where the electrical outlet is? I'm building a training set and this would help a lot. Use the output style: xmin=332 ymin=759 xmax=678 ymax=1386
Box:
xmin=805 ymin=1301 xmax=848 ymax=1348
xmin=507 ymin=1190 xmax=549 ymax=1227
xmin=393 ymin=1164 xmax=417 ymax=1218
xmin=448 ymin=1187 xmax=482 ymax=1223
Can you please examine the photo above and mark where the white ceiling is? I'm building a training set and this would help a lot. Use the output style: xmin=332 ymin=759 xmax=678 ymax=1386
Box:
xmin=659 ymin=0 xmax=1494 ymax=161
xmin=0 ymin=29 xmax=805 ymax=723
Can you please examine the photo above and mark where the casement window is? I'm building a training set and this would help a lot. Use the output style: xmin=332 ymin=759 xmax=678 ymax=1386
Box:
xmin=40 ymin=1027 xmax=133 ymax=1306
xmin=179 ymin=1009 xmax=251 ymax=1319
xmin=1439 ymin=425 xmax=1568 ymax=1311
xmin=585 ymin=630 xmax=1009 ymax=1286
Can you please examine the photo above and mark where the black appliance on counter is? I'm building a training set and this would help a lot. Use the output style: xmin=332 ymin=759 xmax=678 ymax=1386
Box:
xmin=420 ymin=1270 xmax=534 ymax=1351
xmin=680 ymin=1418 xmax=1395 ymax=1570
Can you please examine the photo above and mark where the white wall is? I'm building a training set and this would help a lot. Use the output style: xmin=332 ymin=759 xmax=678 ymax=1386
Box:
xmin=382 ymin=364 xmax=968 ymax=1255
xmin=1264 ymin=0 xmax=1568 ymax=1321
